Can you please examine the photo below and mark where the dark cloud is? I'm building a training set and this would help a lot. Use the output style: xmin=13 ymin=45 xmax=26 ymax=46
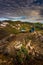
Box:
xmin=0 ymin=0 xmax=43 ymax=22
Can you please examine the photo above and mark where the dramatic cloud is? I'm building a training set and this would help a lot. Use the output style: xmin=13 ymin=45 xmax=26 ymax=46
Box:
xmin=0 ymin=0 xmax=43 ymax=22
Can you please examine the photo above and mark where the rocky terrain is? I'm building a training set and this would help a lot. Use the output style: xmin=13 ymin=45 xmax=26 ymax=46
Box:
xmin=0 ymin=21 xmax=43 ymax=65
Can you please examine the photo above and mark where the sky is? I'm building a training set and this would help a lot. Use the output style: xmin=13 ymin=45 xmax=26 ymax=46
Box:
xmin=0 ymin=0 xmax=43 ymax=23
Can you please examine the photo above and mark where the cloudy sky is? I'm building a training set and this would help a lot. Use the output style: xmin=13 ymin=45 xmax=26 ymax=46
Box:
xmin=0 ymin=0 xmax=43 ymax=23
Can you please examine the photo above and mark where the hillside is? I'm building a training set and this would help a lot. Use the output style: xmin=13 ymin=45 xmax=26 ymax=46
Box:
xmin=0 ymin=20 xmax=43 ymax=65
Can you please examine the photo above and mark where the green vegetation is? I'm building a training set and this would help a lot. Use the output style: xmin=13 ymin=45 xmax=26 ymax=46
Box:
xmin=14 ymin=46 xmax=31 ymax=65
xmin=0 ymin=21 xmax=43 ymax=35
xmin=0 ymin=21 xmax=43 ymax=65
